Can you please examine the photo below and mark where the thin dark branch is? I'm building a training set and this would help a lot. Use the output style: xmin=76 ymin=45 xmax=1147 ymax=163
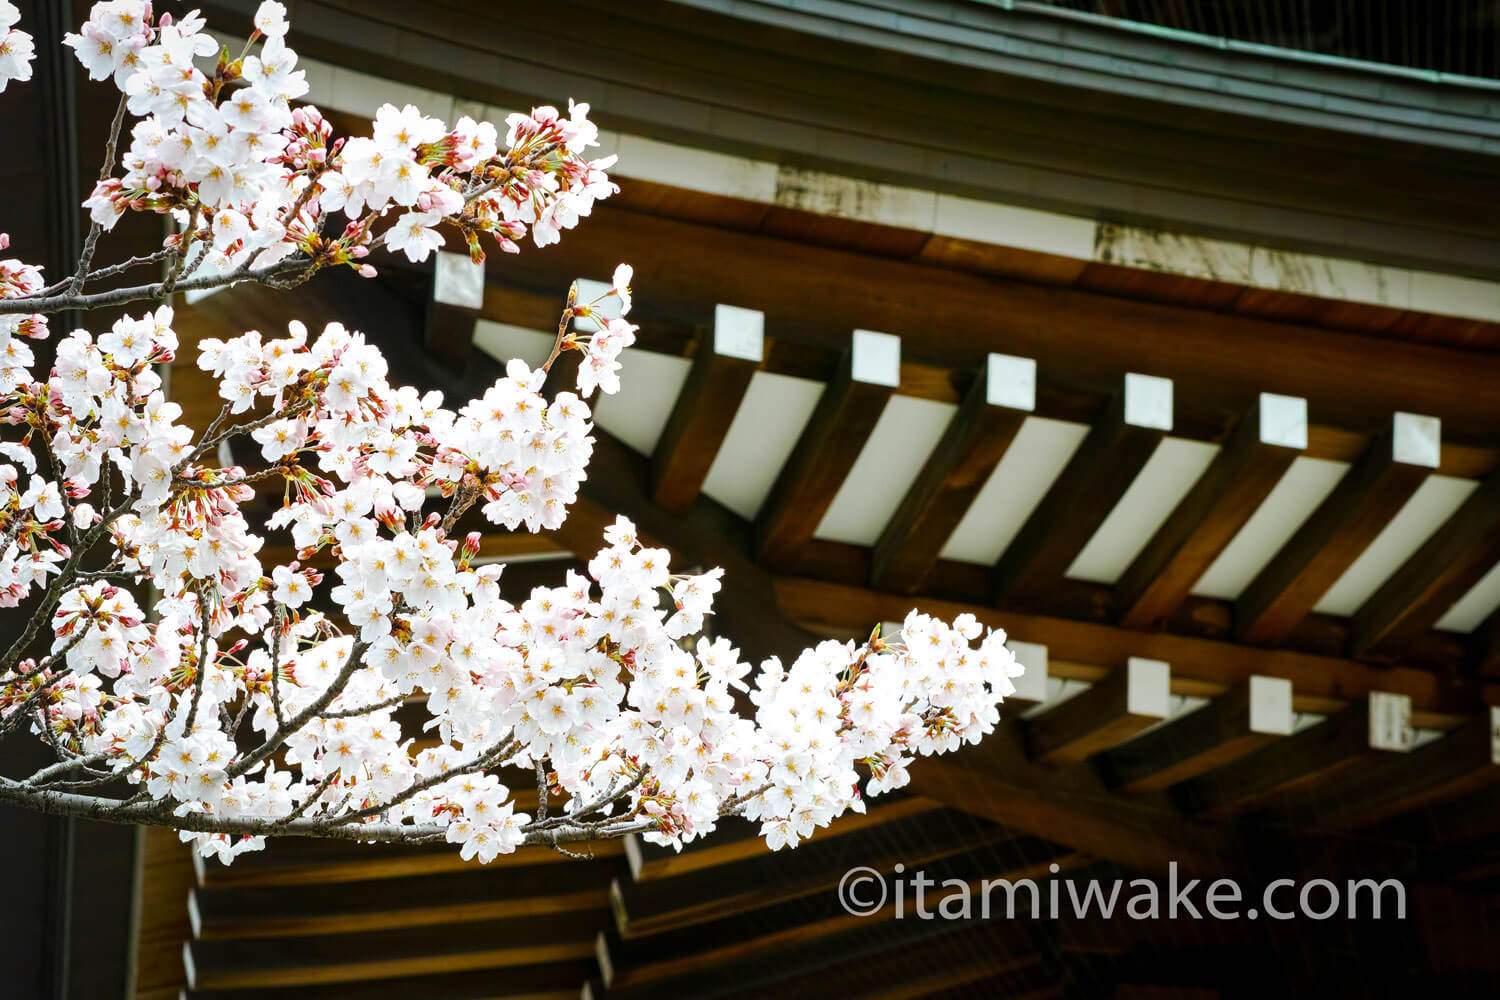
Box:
xmin=67 ymin=94 xmax=129 ymax=296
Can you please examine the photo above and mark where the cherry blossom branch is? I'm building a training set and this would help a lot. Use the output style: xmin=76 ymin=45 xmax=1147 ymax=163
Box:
xmin=0 ymin=0 xmax=1020 ymax=870
xmin=0 ymin=254 xmax=308 ymax=315
xmin=268 ymin=606 xmax=288 ymax=729
xmin=316 ymin=692 xmax=403 ymax=720
xmin=224 ymin=639 xmax=371 ymax=781
xmin=64 ymin=247 xmax=176 ymax=289
xmin=0 ymin=773 xmax=709 ymax=847
xmin=282 ymin=771 xmax=340 ymax=823
xmin=67 ymin=94 xmax=129 ymax=296
xmin=327 ymin=737 xmax=522 ymax=826
xmin=0 ymin=496 xmax=139 ymax=681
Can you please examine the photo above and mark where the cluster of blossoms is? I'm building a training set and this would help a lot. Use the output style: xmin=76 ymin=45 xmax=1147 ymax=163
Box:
xmin=0 ymin=232 xmax=49 ymax=394
xmin=0 ymin=2 xmax=33 ymax=94
xmin=0 ymin=1 xmax=1021 ymax=865
xmin=0 ymin=283 xmax=1020 ymax=864
xmin=56 ymin=0 xmax=616 ymax=289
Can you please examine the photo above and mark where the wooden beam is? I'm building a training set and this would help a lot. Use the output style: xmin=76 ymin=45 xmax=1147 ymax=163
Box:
xmin=622 ymin=795 xmax=937 ymax=883
xmin=611 ymin=807 xmax=1007 ymax=938
xmin=182 ymin=960 xmax=595 ymax=1000
xmin=1093 ymin=676 xmax=1293 ymax=792
xmin=596 ymin=837 xmax=1077 ymax=998
xmin=651 ymin=304 xmax=763 ymax=514
xmin=472 ymin=275 xmax=1001 ymax=408
xmin=912 ymin=721 xmax=1239 ymax=875
xmin=1116 ymin=394 xmax=1306 ymax=629
xmin=192 ymin=832 xmax=622 ymax=890
xmin=773 ymin=577 xmax=1487 ymax=725
xmin=1024 ymin=657 xmax=1170 ymax=764
xmin=423 ymin=251 xmax=485 ymax=372
xmin=189 ymin=856 xmax=617 ymax=939
xmin=1270 ymin=707 xmax=1500 ymax=834
xmin=755 ymin=331 xmax=899 ymax=569
xmin=184 ymin=911 xmax=597 ymax=990
xmin=469 ymin=276 xmax=1500 ymax=476
xmin=1470 ymin=609 xmax=1500 ymax=680
xmin=1235 ymin=412 xmax=1439 ymax=644
xmin=490 ymin=205 xmax=1500 ymax=435
xmin=993 ymin=374 xmax=1172 ymax=607
xmin=423 ymin=298 xmax=478 ymax=371
xmin=1350 ymin=465 xmax=1500 ymax=657
xmin=1169 ymin=694 xmax=1407 ymax=819
xmin=871 ymin=353 xmax=1033 ymax=593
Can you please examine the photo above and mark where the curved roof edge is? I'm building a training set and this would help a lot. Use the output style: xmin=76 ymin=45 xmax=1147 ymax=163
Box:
xmin=675 ymin=0 xmax=1500 ymax=154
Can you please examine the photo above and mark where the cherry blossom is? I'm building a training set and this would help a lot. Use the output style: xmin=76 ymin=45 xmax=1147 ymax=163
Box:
xmin=0 ymin=2 xmax=34 ymax=94
xmin=0 ymin=0 xmax=1023 ymax=867
xmin=0 ymin=0 xmax=622 ymax=323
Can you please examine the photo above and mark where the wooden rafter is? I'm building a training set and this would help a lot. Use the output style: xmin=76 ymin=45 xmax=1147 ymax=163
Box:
xmin=1115 ymin=394 xmax=1305 ymax=629
xmin=423 ymin=252 xmax=484 ymax=372
xmin=1023 ymin=657 xmax=1170 ymax=764
xmin=1267 ymin=708 xmax=1500 ymax=835
xmin=1234 ymin=414 xmax=1438 ymax=644
xmin=651 ymin=305 xmax=763 ymax=514
xmin=1093 ymin=676 xmax=1292 ymax=793
xmin=1350 ymin=465 xmax=1500 ymax=657
xmin=1169 ymin=697 xmax=1378 ymax=819
xmin=871 ymin=354 xmax=1033 ymax=593
xmin=755 ymin=334 xmax=898 ymax=570
xmin=993 ymin=375 xmax=1172 ymax=608
xmin=1471 ymin=609 xmax=1500 ymax=680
